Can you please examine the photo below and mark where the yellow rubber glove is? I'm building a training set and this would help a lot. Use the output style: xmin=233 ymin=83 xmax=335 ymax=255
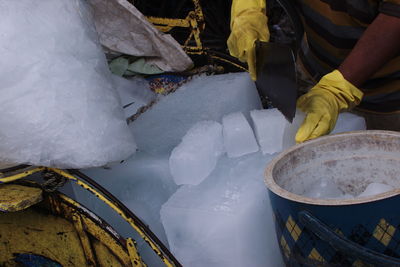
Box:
xmin=295 ymin=70 xmax=364 ymax=143
xmin=227 ymin=0 xmax=270 ymax=80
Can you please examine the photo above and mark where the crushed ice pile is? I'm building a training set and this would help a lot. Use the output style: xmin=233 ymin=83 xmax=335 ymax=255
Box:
xmin=73 ymin=72 xmax=370 ymax=266
xmin=0 ymin=0 xmax=137 ymax=168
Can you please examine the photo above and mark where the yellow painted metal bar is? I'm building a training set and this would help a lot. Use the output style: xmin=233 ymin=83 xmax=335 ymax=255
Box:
xmin=183 ymin=30 xmax=195 ymax=47
xmin=184 ymin=50 xmax=204 ymax=55
xmin=48 ymin=168 xmax=176 ymax=267
xmin=146 ymin=16 xmax=190 ymax=28
xmin=59 ymin=194 xmax=133 ymax=266
xmin=72 ymin=213 xmax=97 ymax=266
xmin=0 ymin=167 xmax=45 ymax=184
xmin=192 ymin=0 xmax=204 ymax=22
xmin=193 ymin=32 xmax=202 ymax=49
xmin=190 ymin=21 xmax=202 ymax=49
xmin=127 ymin=238 xmax=146 ymax=267
xmin=152 ymin=25 xmax=175 ymax=32
xmin=182 ymin=46 xmax=204 ymax=52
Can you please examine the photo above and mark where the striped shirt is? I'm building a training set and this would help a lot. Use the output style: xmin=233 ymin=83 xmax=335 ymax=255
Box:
xmin=296 ymin=0 xmax=400 ymax=112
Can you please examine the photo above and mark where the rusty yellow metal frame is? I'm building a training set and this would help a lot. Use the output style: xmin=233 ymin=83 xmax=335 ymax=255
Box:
xmin=1 ymin=197 xmax=132 ymax=266
xmin=55 ymin=193 xmax=145 ymax=266
xmin=0 ymin=167 xmax=45 ymax=183
xmin=51 ymin=168 xmax=175 ymax=267
xmin=146 ymin=0 xmax=205 ymax=55
xmin=127 ymin=237 xmax=146 ymax=267
xmin=0 ymin=167 xmax=177 ymax=267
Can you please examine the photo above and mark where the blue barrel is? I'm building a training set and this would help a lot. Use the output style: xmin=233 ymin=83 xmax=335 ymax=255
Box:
xmin=264 ymin=131 xmax=400 ymax=266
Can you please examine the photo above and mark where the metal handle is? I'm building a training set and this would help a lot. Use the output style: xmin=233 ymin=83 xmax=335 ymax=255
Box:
xmin=298 ymin=211 xmax=400 ymax=266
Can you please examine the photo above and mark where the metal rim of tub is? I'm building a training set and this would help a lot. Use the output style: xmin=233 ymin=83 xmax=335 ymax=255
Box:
xmin=264 ymin=130 xmax=400 ymax=206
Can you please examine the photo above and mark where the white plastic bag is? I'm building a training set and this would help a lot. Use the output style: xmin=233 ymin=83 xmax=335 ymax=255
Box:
xmin=0 ymin=0 xmax=137 ymax=168
xmin=88 ymin=0 xmax=193 ymax=72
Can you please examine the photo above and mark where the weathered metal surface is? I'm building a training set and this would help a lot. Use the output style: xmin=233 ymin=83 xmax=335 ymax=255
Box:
xmin=0 ymin=166 xmax=181 ymax=267
xmin=0 ymin=191 xmax=135 ymax=266
xmin=0 ymin=184 xmax=42 ymax=212
xmin=0 ymin=207 xmax=89 ymax=266
xmin=52 ymin=193 xmax=133 ymax=266
xmin=65 ymin=169 xmax=180 ymax=267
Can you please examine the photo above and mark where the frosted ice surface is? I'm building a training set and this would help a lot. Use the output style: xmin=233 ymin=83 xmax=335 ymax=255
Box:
xmin=222 ymin=112 xmax=259 ymax=158
xmin=130 ymin=73 xmax=262 ymax=155
xmin=358 ymin=183 xmax=394 ymax=198
xmin=303 ymin=177 xmax=344 ymax=199
xmin=169 ymin=121 xmax=224 ymax=186
xmin=331 ymin=112 xmax=366 ymax=134
xmin=112 ymin=75 xmax=156 ymax=118
xmin=251 ymin=109 xmax=286 ymax=154
xmin=161 ymin=152 xmax=284 ymax=267
xmin=77 ymin=151 xmax=178 ymax=267
xmin=0 ymin=0 xmax=136 ymax=168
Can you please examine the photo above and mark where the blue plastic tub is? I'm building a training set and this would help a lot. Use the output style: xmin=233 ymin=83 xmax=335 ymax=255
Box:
xmin=265 ymin=131 xmax=400 ymax=266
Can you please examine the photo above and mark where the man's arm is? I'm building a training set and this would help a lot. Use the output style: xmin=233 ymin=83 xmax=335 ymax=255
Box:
xmin=295 ymin=12 xmax=400 ymax=143
xmin=338 ymin=13 xmax=400 ymax=87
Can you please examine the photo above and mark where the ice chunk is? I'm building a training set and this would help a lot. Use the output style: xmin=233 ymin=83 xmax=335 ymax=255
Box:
xmin=130 ymin=73 xmax=262 ymax=154
xmin=112 ymin=75 xmax=156 ymax=118
xmin=331 ymin=112 xmax=366 ymax=134
xmin=251 ymin=109 xmax=286 ymax=154
xmin=222 ymin=112 xmax=259 ymax=158
xmin=169 ymin=121 xmax=224 ymax=186
xmin=358 ymin=183 xmax=394 ymax=198
xmin=0 ymin=0 xmax=136 ymax=168
xmin=76 ymin=151 xmax=178 ymax=267
xmin=283 ymin=110 xmax=306 ymax=149
xmin=161 ymin=153 xmax=284 ymax=267
xmin=303 ymin=177 xmax=344 ymax=199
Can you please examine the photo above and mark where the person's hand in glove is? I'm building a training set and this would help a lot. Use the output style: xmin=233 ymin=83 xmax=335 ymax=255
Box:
xmin=295 ymin=70 xmax=364 ymax=143
xmin=227 ymin=0 xmax=269 ymax=80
